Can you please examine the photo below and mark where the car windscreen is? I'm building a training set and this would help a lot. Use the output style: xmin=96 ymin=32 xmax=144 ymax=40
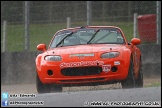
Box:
xmin=49 ymin=28 xmax=125 ymax=48
xmin=87 ymin=28 xmax=125 ymax=44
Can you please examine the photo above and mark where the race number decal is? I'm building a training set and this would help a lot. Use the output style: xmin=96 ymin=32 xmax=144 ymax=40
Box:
xmin=102 ymin=65 xmax=111 ymax=73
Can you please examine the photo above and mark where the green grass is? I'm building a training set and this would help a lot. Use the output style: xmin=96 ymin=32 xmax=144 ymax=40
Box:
xmin=1 ymin=22 xmax=134 ymax=52
xmin=145 ymin=82 xmax=161 ymax=87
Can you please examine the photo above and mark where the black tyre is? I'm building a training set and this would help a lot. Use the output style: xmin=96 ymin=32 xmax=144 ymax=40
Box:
xmin=36 ymin=74 xmax=52 ymax=93
xmin=121 ymin=58 xmax=136 ymax=89
xmin=135 ymin=59 xmax=143 ymax=88
xmin=51 ymin=84 xmax=63 ymax=93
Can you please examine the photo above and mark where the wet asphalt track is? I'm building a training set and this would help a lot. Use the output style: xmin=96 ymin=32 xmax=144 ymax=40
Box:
xmin=4 ymin=86 xmax=161 ymax=107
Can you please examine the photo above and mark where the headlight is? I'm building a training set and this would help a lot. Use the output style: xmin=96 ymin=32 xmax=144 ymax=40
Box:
xmin=45 ymin=55 xmax=62 ymax=61
xmin=101 ymin=52 xmax=120 ymax=58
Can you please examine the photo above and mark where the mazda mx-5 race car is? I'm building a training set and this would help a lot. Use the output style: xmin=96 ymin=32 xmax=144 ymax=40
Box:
xmin=35 ymin=26 xmax=143 ymax=93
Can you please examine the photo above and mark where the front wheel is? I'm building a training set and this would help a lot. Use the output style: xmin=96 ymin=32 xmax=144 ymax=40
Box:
xmin=51 ymin=84 xmax=63 ymax=93
xmin=121 ymin=58 xmax=136 ymax=89
xmin=36 ymin=74 xmax=52 ymax=94
xmin=135 ymin=59 xmax=143 ymax=88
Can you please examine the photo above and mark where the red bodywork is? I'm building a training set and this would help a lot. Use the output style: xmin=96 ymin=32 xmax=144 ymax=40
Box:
xmin=35 ymin=26 xmax=141 ymax=85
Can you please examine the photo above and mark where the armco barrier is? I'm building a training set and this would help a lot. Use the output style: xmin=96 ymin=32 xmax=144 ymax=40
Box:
xmin=1 ymin=44 xmax=161 ymax=84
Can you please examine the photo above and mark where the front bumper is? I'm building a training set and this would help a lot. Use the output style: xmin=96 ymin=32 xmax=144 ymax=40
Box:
xmin=37 ymin=59 xmax=129 ymax=84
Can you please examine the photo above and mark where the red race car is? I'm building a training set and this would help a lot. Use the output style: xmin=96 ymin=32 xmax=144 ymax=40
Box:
xmin=35 ymin=26 xmax=143 ymax=93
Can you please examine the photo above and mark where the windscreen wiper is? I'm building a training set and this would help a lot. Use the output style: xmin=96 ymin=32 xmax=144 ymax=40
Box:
xmin=55 ymin=32 xmax=73 ymax=47
xmin=87 ymin=29 xmax=100 ymax=44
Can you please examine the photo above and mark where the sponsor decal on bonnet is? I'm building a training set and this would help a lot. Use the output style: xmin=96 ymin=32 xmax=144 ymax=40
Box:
xmin=69 ymin=53 xmax=94 ymax=57
xmin=60 ymin=60 xmax=104 ymax=68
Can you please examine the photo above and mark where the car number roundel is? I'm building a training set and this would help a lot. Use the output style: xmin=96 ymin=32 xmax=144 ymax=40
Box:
xmin=102 ymin=65 xmax=111 ymax=73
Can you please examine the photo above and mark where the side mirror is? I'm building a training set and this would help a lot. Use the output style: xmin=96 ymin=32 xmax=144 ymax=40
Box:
xmin=37 ymin=44 xmax=46 ymax=51
xmin=131 ymin=38 xmax=141 ymax=45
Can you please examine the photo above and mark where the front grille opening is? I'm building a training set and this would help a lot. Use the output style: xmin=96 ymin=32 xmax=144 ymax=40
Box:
xmin=61 ymin=66 xmax=102 ymax=76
